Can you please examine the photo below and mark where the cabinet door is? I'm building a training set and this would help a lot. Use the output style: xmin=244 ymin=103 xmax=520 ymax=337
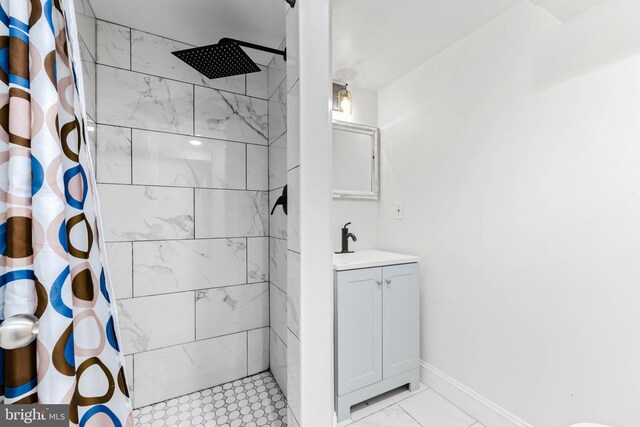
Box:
xmin=382 ymin=263 xmax=420 ymax=379
xmin=336 ymin=267 xmax=383 ymax=396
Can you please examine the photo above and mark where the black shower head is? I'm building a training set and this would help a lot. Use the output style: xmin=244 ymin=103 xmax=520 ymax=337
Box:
xmin=172 ymin=39 xmax=261 ymax=80
xmin=172 ymin=38 xmax=287 ymax=80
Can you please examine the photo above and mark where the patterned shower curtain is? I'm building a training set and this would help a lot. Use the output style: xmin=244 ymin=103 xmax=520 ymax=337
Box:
xmin=0 ymin=0 xmax=132 ymax=426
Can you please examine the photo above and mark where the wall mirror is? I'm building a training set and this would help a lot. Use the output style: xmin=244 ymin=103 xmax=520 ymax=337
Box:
xmin=332 ymin=120 xmax=380 ymax=200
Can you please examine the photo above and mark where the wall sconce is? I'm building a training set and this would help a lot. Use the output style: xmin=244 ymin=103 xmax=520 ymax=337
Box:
xmin=333 ymin=82 xmax=352 ymax=115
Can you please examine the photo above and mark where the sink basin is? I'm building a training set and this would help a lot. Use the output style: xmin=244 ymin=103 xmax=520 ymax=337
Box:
xmin=333 ymin=249 xmax=419 ymax=271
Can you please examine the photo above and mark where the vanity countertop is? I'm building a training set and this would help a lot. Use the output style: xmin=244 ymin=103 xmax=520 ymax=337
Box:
xmin=333 ymin=249 xmax=420 ymax=271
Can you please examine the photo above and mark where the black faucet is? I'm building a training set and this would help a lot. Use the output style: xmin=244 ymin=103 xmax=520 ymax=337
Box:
xmin=336 ymin=222 xmax=357 ymax=254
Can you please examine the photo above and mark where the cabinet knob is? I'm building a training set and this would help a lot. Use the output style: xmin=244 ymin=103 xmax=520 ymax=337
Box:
xmin=385 ymin=279 xmax=392 ymax=285
xmin=377 ymin=280 xmax=382 ymax=287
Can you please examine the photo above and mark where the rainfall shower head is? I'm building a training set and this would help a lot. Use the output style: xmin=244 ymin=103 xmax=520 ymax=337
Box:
xmin=172 ymin=38 xmax=286 ymax=80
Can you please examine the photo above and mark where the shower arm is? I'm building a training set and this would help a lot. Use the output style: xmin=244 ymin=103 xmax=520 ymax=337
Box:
xmin=219 ymin=38 xmax=287 ymax=61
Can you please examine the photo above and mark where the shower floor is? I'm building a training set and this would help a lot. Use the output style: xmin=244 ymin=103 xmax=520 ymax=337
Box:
xmin=133 ymin=371 xmax=287 ymax=427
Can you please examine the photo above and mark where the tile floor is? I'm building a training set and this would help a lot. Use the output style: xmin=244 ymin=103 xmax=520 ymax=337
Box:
xmin=133 ymin=371 xmax=287 ymax=427
xmin=338 ymin=383 xmax=483 ymax=427
xmin=133 ymin=371 xmax=481 ymax=427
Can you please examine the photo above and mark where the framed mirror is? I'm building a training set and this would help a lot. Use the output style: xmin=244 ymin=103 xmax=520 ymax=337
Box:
xmin=332 ymin=120 xmax=380 ymax=200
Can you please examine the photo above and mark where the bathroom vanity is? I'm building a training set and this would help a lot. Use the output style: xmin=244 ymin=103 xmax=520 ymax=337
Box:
xmin=334 ymin=250 xmax=421 ymax=422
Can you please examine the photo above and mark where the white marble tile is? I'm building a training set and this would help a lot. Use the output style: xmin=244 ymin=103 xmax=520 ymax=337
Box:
xmin=131 ymin=30 xmax=245 ymax=94
xmin=195 ymin=283 xmax=269 ymax=339
xmin=287 ymin=168 xmax=300 ymax=252
xmin=398 ymin=389 xmax=476 ymax=427
xmin=133 ymin=239 xmax=247 ymax=297
xmin=247 ymin=144 xmax=268 ymax=191
xmin=194 ymin=86 xmax=268 ymax=145
xmin=80 ymin=39 xmax=96 ymax=121
xmin=246 ymin=65 xmax=269 ymax=100
xmin=270 ymin=188 xmax=287 ymax=240
xmin=132 ymin=130 xmax=246 ymax=189
xmin=270 ymin=237 xmax=287 ymax=293
xmin=289 ymin=412 xmax=301 ymax=427
xmin=247 ymin=237 xmax=269 ymax=283
xmin=351 ymin=405 xmax=422 ymax=427
xmin=287 ymin=250 xmax=300 ymax=339
xmin=97 ymin=65 xmax=193 ymax=135
xmin=269 ymin=82 xmax=287 ymax=143
xmin=117 ymin=292 xmax=195 ymax=355
xmin=75 ymin=2 xmax=96 ymax=61
xmin=287 ymin=81 xmax=300 ymax=170
xmin=270 ymin=283 xmax=287 ymax=343
xmin=124 ymin=354 xmax=134 ymax=403
xmin=269 ymin=133 xmax=287 ymax=191
xmin=350 ymin=384 xmax=428 ymax=422
xmin=267 ymin=40 xmax=287 ymax=100
xmin=195 ymin=189 xmax=268 ymax=238
xmin=247 ymin=327 xmax=269 ymax=376
xmin=287 ymin=330 xmax=300 ymax=423
xmin=97 ymin=125 xmax=131 ymax=184
xmin=270 ymin=329 xmax=287 ymax=398
xmin=97 ymin=20 xmax=131 ymax=69
xmin=79 ymin=67 xmax=94 ymax=119
xmin=134 ymin=332 xmax=247 ymax=407
xmin=76 ymin=0 xmax=95 ymax=20
xmin=286 ymin=6 xmax=300 ymax=91
xmin=99 ymin=184 xmax=194 ymax=242
xmin=106 ymin=242 xmax=132 ymax=299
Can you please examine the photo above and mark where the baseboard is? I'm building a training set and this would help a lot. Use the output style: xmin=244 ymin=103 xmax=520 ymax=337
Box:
xmin=420 ymin=361 xmax=533 ymax=427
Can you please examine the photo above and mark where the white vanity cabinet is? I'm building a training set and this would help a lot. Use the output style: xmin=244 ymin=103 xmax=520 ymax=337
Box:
xmin=334 ymin=252 xmax=420 ymax=422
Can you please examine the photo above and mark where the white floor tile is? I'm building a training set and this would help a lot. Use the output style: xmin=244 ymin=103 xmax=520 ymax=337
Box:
xmin=134 ymin=371 xmax=286 ymax=426
xmin=350 ymin=383 xmax=428 ymax=421
xmin=350 ymin=405 xmax=421 ymax=427
xmin=398 ymin=389 xmax=476 ymax=427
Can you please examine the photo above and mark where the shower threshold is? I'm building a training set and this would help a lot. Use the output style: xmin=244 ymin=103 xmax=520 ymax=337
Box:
xmin=133 ymin=371 xmax=287 ymax=427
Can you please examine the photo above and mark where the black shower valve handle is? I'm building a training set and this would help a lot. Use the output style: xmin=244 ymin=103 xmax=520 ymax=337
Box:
xmin=271 ymin=185 xmax=288 ymax=216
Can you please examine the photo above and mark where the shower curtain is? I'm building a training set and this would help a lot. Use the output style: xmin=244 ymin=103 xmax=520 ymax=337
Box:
xmin=0 ymin=0 xmax=132 ymax=426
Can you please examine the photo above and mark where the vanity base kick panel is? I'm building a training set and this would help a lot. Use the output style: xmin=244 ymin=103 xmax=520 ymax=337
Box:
xmin=336 ymin=368 xmax=420 ymax=422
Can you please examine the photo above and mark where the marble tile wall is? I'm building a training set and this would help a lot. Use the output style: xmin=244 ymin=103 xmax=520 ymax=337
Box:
xmin=94 ymin=20 xmax=271 ymax=408
xmin=75 ymin=0 xmax=97 ymax=162
xmin=267 ymin=37 xmax=289 ymax=400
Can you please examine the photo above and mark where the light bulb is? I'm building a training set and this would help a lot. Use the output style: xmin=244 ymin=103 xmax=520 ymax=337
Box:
xmin=340 ymin=97 xmax=351 ymax=112
xmin=190 ymin=140 xmax=202 ymax=146
xmin=337 ymin=85 xmax=352 ymax=115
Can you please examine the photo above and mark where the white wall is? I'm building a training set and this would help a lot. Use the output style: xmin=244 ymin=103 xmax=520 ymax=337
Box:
xmin=296 ymin=0 xmax=335 ymax=425
xmin=332 ymin=86 xmax=380 ymax=251
xmin=377 ymin=1 xmax=640 ymax=426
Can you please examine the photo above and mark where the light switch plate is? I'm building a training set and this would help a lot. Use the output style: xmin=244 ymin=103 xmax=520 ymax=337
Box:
xmin=394 ymin=202 xmax=404 ymax=220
